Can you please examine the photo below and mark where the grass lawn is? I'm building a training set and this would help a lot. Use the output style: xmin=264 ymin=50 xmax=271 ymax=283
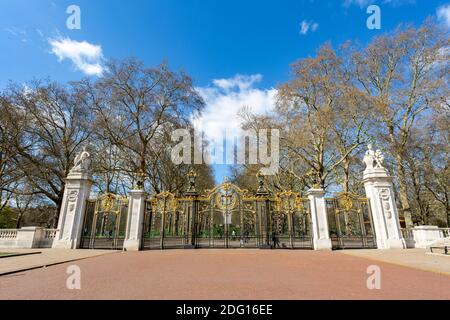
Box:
xmin=0 ymin=252 xmax=42 ymax=258
xmin=0 ymin=253 xmax=17 ymax=258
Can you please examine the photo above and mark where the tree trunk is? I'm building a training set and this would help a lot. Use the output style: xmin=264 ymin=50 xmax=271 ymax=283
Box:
xmin=16 ymin=212 xmax=23 ymax=229
xmin=52 ymin=196 xmax=64 ymax=229
xmin=447 ymin=205 xmax=450 ymax=228
xmin=343 ymin=158 xmax=350 ymax=193
xmin=395 ymin=154 xmax=413 ymax=228
xmin=445 ymin=192 xmax=450 ymax=228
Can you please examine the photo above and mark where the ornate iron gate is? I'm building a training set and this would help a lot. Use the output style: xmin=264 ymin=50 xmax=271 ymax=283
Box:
xmin=141 ymin=176 xmax=313 ymax=250
xmin=270 ymin=192 xmax=313 ymax=249
xmin=80 ymin=193 xmax=129 ymax=250
xmin=141 ymin=192 xmax=189 ymax=250
xmin=195 ymin=180 xmax=260 ymax=249
xmin=79 ymin=174 xmax=377 ymax=251
xmin=326 ymin=193 xmax=376 ymax=249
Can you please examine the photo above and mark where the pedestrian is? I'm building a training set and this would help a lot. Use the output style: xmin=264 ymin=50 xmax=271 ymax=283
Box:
xmin=272 ymin=231 xmax=277 ymax=248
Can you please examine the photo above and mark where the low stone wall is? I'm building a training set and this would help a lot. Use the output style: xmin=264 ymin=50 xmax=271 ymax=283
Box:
xmin=0 ymin=227 xmax=57 ymax=249
xmin=401 ymin=226 xmax=450 ymax=249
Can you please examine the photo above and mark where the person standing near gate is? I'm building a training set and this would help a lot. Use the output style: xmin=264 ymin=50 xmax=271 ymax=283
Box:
xmin=272 ymin=231 xmax=276 ymax=248
xmin=272 ymin=231 xmax=281 ymax=248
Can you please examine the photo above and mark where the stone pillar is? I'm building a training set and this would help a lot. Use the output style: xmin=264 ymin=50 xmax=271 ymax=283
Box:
xmin=53 ymin=147 xmax=93 ymax=249
xmin=52 ymin=171 xmax=93 ymax=249
xmin=362 ymin=145 xmax=405 ymax=249
xmin=123 ymin=190 xmax=147 ymax=251
xmin=307 ymin=188 xmax=332 ymax=251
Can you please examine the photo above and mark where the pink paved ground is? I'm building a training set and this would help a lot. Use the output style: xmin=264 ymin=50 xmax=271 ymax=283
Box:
xmin=1 ymin=250 xmax=450 ymax=300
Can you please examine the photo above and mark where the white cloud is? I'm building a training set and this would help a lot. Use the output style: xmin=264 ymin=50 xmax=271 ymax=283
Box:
xmin=3 ymin=27 xmax=28 ymax=43
xmin=48 ymin=37 xmax=105 ymax=76
xmin=343 ymin=0 xmax=414 ymax=7
xmin=213 ymin=74 xmax=262 ymax=92
xmin=300 ymin=20 xmax=319 ymax=35
xmin=343 ymin=0 xmax=374 ymax=7
xmin=193 ymin=74 xmax=277 ymax=159
xmin=437 ymin=4 xmax=450 ymax=28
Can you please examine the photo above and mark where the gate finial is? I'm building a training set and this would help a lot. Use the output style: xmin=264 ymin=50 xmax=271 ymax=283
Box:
xmin=187 ymin=169 xmax=197 ymax=193
xmin=135 ymin=170 xmax=145 ymax=190
xmin=256 ymin=171 xmax=268 ymax=195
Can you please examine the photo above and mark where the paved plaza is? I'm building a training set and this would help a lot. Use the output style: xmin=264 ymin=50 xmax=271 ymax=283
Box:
xmin=0 ymin=249 xmax=116 ymax=276
xmin=0 ymin=249 xmax=449 ymax=300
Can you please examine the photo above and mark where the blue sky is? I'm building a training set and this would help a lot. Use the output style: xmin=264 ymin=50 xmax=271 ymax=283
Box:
xmin=1 ymin=0 xmax=449 ymax=182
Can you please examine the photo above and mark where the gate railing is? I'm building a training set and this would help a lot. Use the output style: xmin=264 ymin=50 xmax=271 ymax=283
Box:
xmin=142 ymin=193 xmax=189 ymax=250
xmin=270 ymin=192 xmax=313 ymax=249
xmin=140 ymin=180 xmax=314 ymax=250
xmin=80 ymin=193 xmax=129 ymax=250
xmin=326 ymin=193 xmax=377 ymax=249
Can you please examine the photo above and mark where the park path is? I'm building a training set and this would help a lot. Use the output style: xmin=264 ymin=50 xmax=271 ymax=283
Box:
xmin=1 ymin=249 xmax=450 ymax=300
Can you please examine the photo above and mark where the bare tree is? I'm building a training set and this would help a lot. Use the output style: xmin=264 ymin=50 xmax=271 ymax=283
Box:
xmin=277 ymin=44 xmax=371 ymax=189
xmin=0 ymin=80 xmax=93 ymax=227
xmin=79 ymin=58 xmax=208 ymax=194
xmin=352 ymin=21 xmax=449 ymax=227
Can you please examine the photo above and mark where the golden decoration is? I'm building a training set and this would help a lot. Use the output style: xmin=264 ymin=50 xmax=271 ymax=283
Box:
xmin=338 ymin=193 xmax=353 ymax=212
xmin=150 ymin=191 xmax=179 ymax=213
xmin=98 ymin=193 xmax=127 ymax=212
xmin=275 ymin=190 xmax=305 ymax=214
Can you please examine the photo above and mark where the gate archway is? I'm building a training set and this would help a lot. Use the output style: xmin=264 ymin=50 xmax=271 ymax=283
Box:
xmin=326 ymin=193 xmax=376 ymax=249
xmin=80 ymin=193 xmax=129 ymax=250
xmin=195 ymin=180 xmax=260 ymax=249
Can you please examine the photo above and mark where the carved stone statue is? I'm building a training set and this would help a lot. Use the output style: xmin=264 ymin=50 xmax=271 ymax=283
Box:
xmin=70 ymin=146 xmax=92 ymax=174
xmin=374 ymin=149 xmax=385 ymax=168
xmin=363 ymin=144 xmax=376 ymax=170
xmin=363 ymin=144 xmax=385 ymax=171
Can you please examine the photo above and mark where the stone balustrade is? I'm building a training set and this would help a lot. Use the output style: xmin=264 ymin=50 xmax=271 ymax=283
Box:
xmin=440 ymin=228 xmax=450 ymax=238
xmin=0 ymin=227 xmax=58 ymax=249
xmin=0 ymin=229 xmax=19 ymax=239
xmin=400 ymin=226 xmax=450 ymax=249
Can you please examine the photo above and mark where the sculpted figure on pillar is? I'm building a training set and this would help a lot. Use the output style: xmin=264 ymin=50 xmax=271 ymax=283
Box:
xmin=374 ymin=149 xmax=385 ymax=169
xmin=363 ymin=144 xmax=385 ymax=171
xmin=70 ymin=146 xmax=92 ymax=174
